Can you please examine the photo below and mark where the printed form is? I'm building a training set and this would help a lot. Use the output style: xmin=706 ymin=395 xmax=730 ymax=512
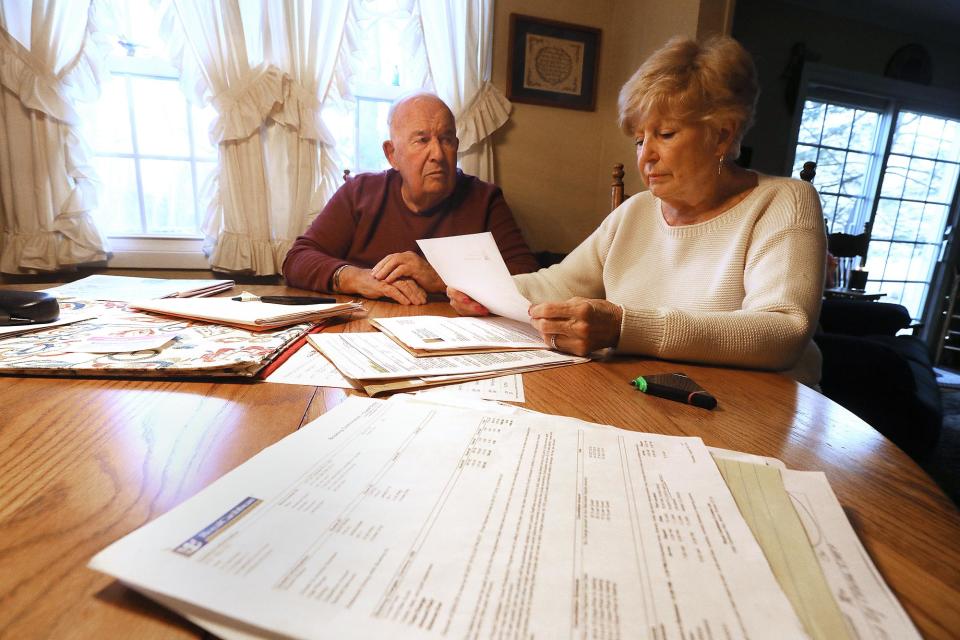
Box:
xmin=90 ymin=397 xmax=805 ymax=639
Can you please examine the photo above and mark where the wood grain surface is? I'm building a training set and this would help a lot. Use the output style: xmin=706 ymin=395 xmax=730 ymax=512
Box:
xmin=0 ymin=288 xmax=957 ymax=639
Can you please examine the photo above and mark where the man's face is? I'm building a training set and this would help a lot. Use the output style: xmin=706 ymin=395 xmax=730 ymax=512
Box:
xmin=383 ymin=97 xmax=459 ymax=212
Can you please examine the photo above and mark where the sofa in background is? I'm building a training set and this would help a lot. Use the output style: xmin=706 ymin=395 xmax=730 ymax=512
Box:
xmin=814 ymin=298 xmax=943 ymax=460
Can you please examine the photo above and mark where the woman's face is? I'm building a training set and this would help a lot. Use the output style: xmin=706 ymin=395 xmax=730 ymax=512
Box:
xmin=633 ymin=116 xmax=721 ymax=206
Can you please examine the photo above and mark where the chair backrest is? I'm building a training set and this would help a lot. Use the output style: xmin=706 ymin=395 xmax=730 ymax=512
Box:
xmin=795 ymin=160 xmax=870 ymax=259
xmin=611 ymin=163 xmax=627 ymax=211
xmin=828 ymin=225 xmax=871 ymax=260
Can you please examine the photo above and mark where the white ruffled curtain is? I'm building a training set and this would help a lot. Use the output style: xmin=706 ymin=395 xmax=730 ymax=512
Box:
xmin=167 ymin=0 xmax=348 ymax=275
xmin=0 ymin=0 xmax=110 ymax=274
xmin=419 ymin=0 xmax=509 ymax=182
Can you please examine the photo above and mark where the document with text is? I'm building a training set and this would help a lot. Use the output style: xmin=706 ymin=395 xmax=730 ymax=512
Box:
xmin=370 ymin=315 xmax=547 ymax=355
xmin=308 ymin=332 xmax=586 ymax=380
xmin=90 ymin=397 xmax=807 ymax=640
xmin=417 ymin=232 xmax=532 ymax=323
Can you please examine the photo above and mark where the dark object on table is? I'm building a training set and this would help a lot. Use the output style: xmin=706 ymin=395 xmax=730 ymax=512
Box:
xmin=815 ymin=298 xmax=941 ymax=460
xmin=0 ymin=290 xmax=60 ymax=325
xmin=630 ymin=372 xmax=717 ymax=410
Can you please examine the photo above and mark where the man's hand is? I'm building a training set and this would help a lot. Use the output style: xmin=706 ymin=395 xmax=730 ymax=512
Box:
xmin=447 ymin=287 xmax=489 ymax=316
xmin=370 ymin=252 xmax=444 ymax=293
xmin=528 ymin=297 xmax=622 ymax=356
xmin=339 ymin=266 xmax=428 ymax=305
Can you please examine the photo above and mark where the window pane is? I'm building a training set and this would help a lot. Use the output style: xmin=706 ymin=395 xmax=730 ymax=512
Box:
xmin=849 ymin=110 xmax=879 ymax=151
xmin=872 ymin=198 xmax=898 ymax=240
xmin=940 ymin=120 xmax=960 ymax=162
xmin=798 ymin=101 xmax=825 ymax=144
xmin=84 ymin=75 xmax=133 ymax=153
xmin=816 ymin=148 xmax=845 ymax=192
xmin=914 ymin=114 xmax=944 ymax=159
xmin=839 ymin=151 xmax=868 ymax=195
xmin=891 ymin=111 xmax=919 ymax=154
xmin=930 ymin=161 xmax=960 ymax=203
xmin=918 ymin=203 xmax=948 ymax=243
xmin=880 ymin=154 xmax=908 ymax=198
xmin=195 ymin=161 xmax=217 ymax=210
xmin=907 ymin=243 xmax=937 ymax=281
xmin=904 ymin=157 xmax=935 ymax=200
xmin=867 ymin=241 xmax=891 ymax=274
xmin=92 ymin=157 xmax=141 ymax=234
xmin=131 ymin=77 xmax=190 ymax=156
xmin=893 ymin=201 xmax=922 ymax=241
xmin=192 ymin=102 xmax=218 ymax=160
xmin=819 ymin=194 xmax=838 ymax=225
xmin=140 ymin=159 xmax=198 ymax=235
xmin=834 ymin=196 xmax=857 ymax=232
xmin=882 ymin=242 xmax=912 ymax=279
xmin=821 ymin=105 xmax=854 ymax=148
xmin=356 ymin=99 xmax=391 ymax=172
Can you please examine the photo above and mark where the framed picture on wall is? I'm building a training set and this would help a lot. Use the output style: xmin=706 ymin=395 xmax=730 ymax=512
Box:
xmin=507 ymin=14 xmax=601 ymax=111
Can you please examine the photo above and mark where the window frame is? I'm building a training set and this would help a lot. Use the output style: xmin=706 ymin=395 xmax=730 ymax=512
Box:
xmin=90 ymin=56 xmax=214 ymax=268
xmin=787 ymin=64 xmax=960 ymax=337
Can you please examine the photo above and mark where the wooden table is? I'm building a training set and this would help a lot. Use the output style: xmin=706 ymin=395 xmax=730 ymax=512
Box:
xmin=1 ymin=287 xmax=958 ymax=639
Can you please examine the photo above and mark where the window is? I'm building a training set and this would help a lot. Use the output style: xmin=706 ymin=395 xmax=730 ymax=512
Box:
xmin=80 ymin=0 xmax=431 ymax=266
xmin=77 ymin=0 xmax=216 ymax=266
xmin=789 ymin=68 xmax=960 ymax=325
xmin=323 ymin=0 xmax=430 ymax=174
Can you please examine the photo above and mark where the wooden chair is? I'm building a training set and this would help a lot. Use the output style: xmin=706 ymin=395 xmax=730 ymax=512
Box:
xmin=611 ymin=163 xmax=627 ymax=210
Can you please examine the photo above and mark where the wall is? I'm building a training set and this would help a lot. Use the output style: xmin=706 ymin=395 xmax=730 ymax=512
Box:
xmin=490 ymin=0 xmax=701 ymax=253
xmin=732 ymin=0 xmax=960 ymax=176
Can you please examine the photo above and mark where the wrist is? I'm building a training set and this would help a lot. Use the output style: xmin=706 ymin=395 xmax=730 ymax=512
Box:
xmin=331 ymin=265 xmax=350 ymax=293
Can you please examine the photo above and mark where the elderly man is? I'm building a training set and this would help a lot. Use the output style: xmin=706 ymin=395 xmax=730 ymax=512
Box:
xmin=282 ymin=93 xmax=538 ymax=304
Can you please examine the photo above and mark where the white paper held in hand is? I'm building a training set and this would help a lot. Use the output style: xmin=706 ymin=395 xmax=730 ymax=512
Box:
xmin=417 ymin=232 xmax=533 ymax=323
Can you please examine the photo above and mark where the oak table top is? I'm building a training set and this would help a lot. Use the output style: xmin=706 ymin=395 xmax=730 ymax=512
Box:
xmin=0 ymin=286 xmax=958 ymax=639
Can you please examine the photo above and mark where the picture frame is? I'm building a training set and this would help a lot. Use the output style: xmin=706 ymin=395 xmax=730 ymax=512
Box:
xmin=506 ymin=14 xmax=601 ymax=112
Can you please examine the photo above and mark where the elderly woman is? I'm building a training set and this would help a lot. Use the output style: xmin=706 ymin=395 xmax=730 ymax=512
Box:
xmin=449 ymin=36 xmax=825 ymax=387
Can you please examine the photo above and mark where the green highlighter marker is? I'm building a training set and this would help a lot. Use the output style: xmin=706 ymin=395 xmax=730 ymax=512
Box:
xmin=630 ymin=373 xmax=717 ymax=410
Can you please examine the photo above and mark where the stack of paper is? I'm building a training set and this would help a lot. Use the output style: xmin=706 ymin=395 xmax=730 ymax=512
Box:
xmin=42 ymin=275 xmax=236 ymax=301
xmin=89 ymin=395 xmax=920 ymax=640
xmin=131 ymin=297 xmax=363 ymax=331
xmin=370 ymin=315 xmax=547 ymax=356
xmin=308 ymin=331 xmax=587 ymax=396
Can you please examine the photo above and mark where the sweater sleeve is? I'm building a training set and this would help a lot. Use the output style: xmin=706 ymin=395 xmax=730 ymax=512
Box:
xmin=281 ymin=183 xmax=357 ymax=292
xmin=618 ymin=181 xmax=825 ymax=372
xmin=513 ymin=206 xmax=621 ymax=302
xmin=486 ymin=189 xmax=540 ymax=275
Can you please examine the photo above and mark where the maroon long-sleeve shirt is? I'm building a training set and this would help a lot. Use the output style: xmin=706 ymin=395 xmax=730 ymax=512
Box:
xmin=282 ymin=169 xmax=539 ymax=292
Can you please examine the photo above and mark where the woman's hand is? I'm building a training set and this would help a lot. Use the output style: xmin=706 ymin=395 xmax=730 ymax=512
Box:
xmin=529 ymin=297 xmax=623 ymax=356
xmin=447 ymin=287 xmax=489 ymax=316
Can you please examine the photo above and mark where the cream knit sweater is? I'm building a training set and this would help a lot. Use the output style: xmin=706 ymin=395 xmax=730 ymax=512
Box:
xmin=514 ymin=174 xmax=826 ymax=387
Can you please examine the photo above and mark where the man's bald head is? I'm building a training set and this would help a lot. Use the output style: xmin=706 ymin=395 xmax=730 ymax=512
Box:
xmin=387 ymin=93 xmax=456 ymax=141
xmin=382 ymin=93 xmax=459 ymax=213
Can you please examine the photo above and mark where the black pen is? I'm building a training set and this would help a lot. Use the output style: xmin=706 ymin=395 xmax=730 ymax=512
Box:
xmin=231 ymin=295 xmax=336 ymax=305
xmin=631 ymin=375 xmax=717 ymax=409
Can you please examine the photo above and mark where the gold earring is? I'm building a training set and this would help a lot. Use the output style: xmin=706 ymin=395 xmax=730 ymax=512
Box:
xmin=717 ymin=156 xmax=724 ymax=176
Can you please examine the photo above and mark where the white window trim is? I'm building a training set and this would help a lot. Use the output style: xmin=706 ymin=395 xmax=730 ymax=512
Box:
xmin=106 ymin=237 xmax=210 ymax=269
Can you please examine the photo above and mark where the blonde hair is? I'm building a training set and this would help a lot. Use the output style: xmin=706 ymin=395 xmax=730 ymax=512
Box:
xmin=618 ymin=36 xmax=758 ymax=158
